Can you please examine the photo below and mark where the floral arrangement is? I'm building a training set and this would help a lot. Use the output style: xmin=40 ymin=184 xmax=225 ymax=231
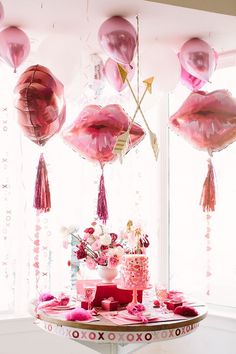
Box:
xmin=64 ymin=221 xmax=125 ymax=270
xmin=63 ymin=220 xmax=150 ymax=270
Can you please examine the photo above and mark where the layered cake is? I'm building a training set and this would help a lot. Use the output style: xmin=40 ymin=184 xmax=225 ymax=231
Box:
xmin=120 ymin=254 xmax=149 ymax=289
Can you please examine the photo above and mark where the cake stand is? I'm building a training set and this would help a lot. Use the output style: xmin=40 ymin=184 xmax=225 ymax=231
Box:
xmin=117 ymin=284 xmax=152 ymax=304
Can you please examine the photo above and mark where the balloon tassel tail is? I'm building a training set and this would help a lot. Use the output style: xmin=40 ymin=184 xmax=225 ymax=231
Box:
xmin=33 ymin=153 xmax=51 ymax=213
xmin=97 ymin=167 xmax=108 ymax=224
xmin=200 ymin=158 xmax=216 ymax=212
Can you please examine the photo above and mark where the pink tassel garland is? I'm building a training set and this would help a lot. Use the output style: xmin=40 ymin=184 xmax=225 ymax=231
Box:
xmin=200 ymin=158 xmax=216 ymax=212
xmin=34 ymin=153 xmax=51 ymax=213
xmin=97 ymin=169 xmax=108 ymax=224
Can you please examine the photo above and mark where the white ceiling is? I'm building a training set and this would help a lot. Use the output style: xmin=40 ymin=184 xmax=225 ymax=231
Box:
xmin=1 ymin=0 xmax=236 ymax=53
xmin=1 ymin=0 xmax=236 ymax=95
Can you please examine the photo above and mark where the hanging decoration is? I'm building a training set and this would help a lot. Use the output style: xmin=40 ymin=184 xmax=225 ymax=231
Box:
xmin=104 ymin=15 xmax=159 ymax=161
xmin=178 ymin=38 xmax=217 ymax=90
xmin=0 ymin=107 xmax=15 ymax=310
xmin=86 ymin=53 xmax=105 ymax=98
xmin=63 ymin=104 xmax=145 ymax=223
xmin=169 ymin=89 xmax=236 ymax=293
xmin=115 ymin=64 xmax=158 ymax=160
xmin=98 ymin=16 xmax=137 ymax=65
xmin=14 ymin=64 xmax=66 ymax=212
xmin=0 ymin=26 xmax=30 ymax=73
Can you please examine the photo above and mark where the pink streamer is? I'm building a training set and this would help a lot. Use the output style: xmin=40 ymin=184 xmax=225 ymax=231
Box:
xmin=97 ymin=167 xmax=108 ymax=224
xmin=200 ymin=158 xmax=216 ymax=212
xmin=34 ymin=153 xmax=51 ymax=213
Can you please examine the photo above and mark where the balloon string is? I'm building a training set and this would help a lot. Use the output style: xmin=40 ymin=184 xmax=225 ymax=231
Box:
xmin=205 ymin=213 xmax=212 ymax=296
xmin=136 ymin=14 xmax=140 ymax=104
xmin=86 ymin=0 xmax=90 ymax=23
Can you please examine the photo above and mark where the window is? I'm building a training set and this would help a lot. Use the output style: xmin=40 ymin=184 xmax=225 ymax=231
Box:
xmin=0 ymin=62 xmax=162 ymax=316
xmin=169 ymin=57 xmax=236 ymax=309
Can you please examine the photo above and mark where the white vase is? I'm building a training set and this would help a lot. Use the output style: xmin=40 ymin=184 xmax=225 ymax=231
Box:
xmin=97 ymin=266 xmax=118 ymax=283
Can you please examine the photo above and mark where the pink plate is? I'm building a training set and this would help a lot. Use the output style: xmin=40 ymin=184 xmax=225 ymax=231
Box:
xmin=50 ymin=305 xmax=75 ymax=311
xmin=118 ymin=310 xmax=151 ymax=321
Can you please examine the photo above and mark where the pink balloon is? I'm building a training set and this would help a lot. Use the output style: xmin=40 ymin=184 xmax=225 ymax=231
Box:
xmin=180 ymin=64 xmax=206 ymax=91
xmin=98 ymin=16 xmax=136 ymax=65
xmin=14 ymin=65 xmax=66 ymax=146
xmin=179 ymin=38 xmax=216 ymax=82
xmin=169 ymin=90 xmax=236 ymax=154
xmin=104 ymin=58 xmax=135 ymax=91
xmin=63 ymin=104 xmax=145 ymax=164
xmin=179 ymin=51 xmax=218 ymax=91
xmin=0 ymin=26 xmax=30 ymax=72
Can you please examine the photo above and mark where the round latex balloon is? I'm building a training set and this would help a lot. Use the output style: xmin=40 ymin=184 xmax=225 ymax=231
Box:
xmin=141 ymin=44 xmax=181 ymax=93
xmin=98 ymin=16 xmax=136 ymax=65
xmin=0 ymin=26 xmax=30 ymax=72
xmin=169 ymin=90 xmax=236 ymax=153
xmin=179 ymin=38 xmax=216 ymax=82
xmin=104 ymin=58 xmax=135 ymax=91
xmin=14 ymin=64 xmax=66 ymax=146
xmin=63 ymin=104 xmax=145 ymax=163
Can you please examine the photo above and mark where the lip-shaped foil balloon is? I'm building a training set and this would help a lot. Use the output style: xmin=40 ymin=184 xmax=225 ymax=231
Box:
xmin=169 ymin=90 xmax=236 ymax=153
xmin=63 ymin=104 xmax=145 ymax=164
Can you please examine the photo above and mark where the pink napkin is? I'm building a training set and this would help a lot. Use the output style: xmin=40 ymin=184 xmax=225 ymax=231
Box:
xmin=42 ymin=308 xmax=99 ymax=323
xmin=100 ymin=311 xmax=185 ymax=325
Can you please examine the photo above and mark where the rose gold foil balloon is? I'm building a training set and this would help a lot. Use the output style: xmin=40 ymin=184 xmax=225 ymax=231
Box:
xmin=63 ymin=104 xmax=144 ymax=163
xmin=0 ymin=26 xmax=30 ymax=72
xmin=169 ymin=90 xmax=236 ymax=153
xmin=98 ymin=16 xmax=136 ymax=65
xmin=14 ymin=64 xmax=66 ymax=213
xmin=14 ymin=64 xmax=66 ymax=146
xmin=179 ymin=38 xmax=216 ymax=82
xmin=63 ymin=104 xmax=144 ymax=223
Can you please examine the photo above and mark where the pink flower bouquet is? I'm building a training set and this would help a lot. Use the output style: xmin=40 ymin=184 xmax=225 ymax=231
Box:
xmin=67 ymin=222 xmax=125 ymax=270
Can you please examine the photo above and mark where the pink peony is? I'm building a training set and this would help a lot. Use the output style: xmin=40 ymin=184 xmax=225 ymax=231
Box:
xmin=97 ymin=251 xmax=108 ymax=266
xmin=84 ymin=227 xmax=95 ymax=234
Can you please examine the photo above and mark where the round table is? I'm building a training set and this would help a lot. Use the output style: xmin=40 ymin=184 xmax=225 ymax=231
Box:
xmin=35 ymin=306 xmax=207 ymax=354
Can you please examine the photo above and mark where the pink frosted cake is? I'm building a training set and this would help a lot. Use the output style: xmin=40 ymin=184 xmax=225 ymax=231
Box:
xmin=120 ymin=254 xmax=149 ymax=289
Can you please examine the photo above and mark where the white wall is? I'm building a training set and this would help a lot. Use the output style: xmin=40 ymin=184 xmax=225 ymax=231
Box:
xmin=0 ymin=315 xmax=235 ymax=354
